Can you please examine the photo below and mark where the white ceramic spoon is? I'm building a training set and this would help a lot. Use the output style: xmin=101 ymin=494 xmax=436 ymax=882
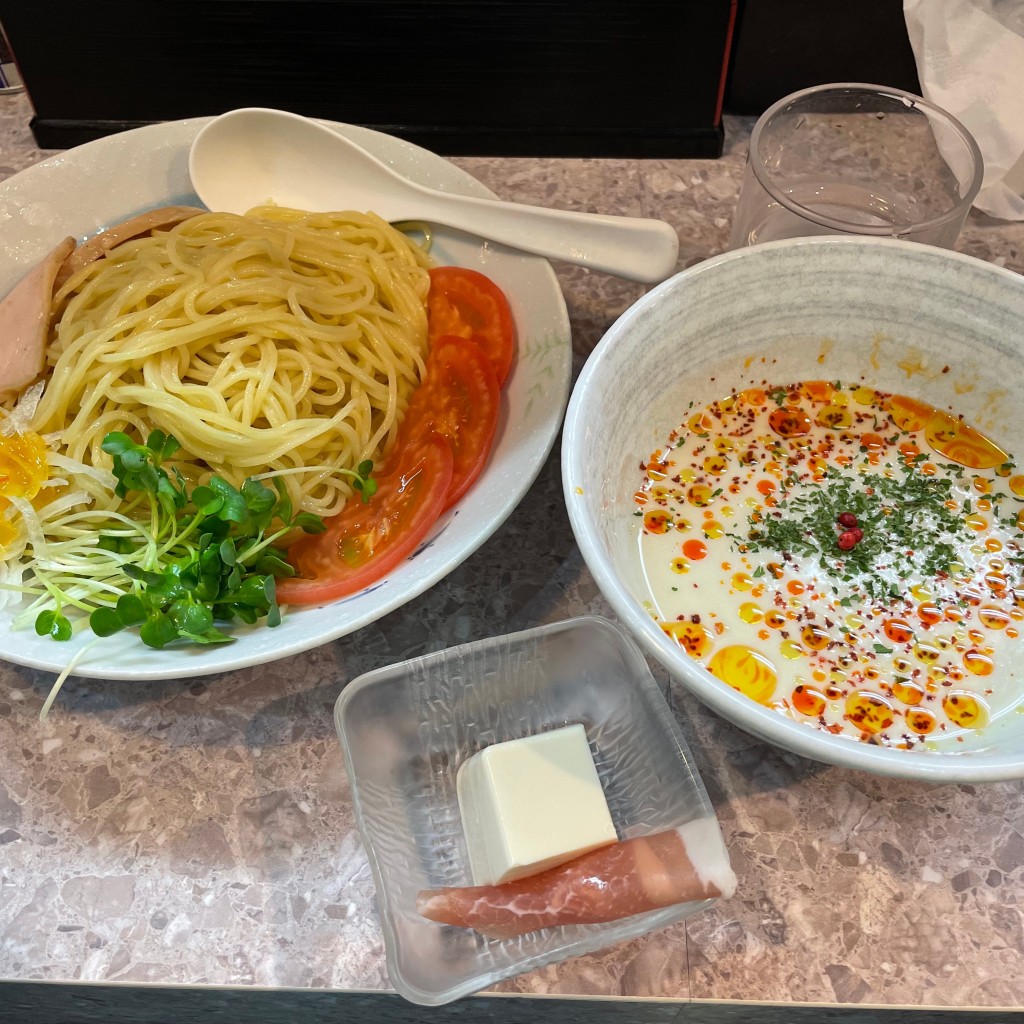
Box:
xmin=188 ymin=107 xmax=680 ymax=283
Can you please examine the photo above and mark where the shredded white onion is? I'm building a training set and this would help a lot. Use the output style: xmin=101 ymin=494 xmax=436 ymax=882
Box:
xmin=0 ymin=381 xmax=45 ymax=436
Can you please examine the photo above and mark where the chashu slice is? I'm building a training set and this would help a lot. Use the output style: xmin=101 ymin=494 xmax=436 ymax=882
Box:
xmin=0 ymin=206 xmax=206 ymax=403
xmin=54 ymin=204 xmax=205 ymax=289
xmin=0 ymin=236 xmax=76 ymax=402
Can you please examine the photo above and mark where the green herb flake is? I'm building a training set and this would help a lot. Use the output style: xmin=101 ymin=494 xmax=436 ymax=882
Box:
xmin=734 ymin=461 xmax=971 ymax=603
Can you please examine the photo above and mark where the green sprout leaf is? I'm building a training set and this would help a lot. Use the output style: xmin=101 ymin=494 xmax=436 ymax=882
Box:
xmin=90 ymin=606 xmax=126 ymax=637
xmin=115 ymin=593 xmax=147 ymax=626
xmin=39 ymin=430 xmax=331 ymax=660
xmin=208 ymin=477 xmax=247 ymax=523
xmin=35 ymin=609 xmax=72 ymax=641
xmin=294 ymin=512 xmax=328 ymax=534
xmin=139 ymin=612 xmax=181 ymax=649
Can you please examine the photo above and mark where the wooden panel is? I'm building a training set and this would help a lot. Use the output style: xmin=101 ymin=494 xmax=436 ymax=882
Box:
xmin=2 ymin=0 xmax=734 ymax=156
xmin=725 ymin=0 xmax=920 ymax=114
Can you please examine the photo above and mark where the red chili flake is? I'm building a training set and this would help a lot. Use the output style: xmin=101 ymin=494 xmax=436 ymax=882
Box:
xmin=837 ymin=529 xmax=860 ymax=551
xmin=837 ymin=512 xmax=858 ymax=528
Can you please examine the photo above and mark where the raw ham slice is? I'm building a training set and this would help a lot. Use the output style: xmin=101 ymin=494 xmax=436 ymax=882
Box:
xmin=416 ymin=818 xmax=736 ymax=939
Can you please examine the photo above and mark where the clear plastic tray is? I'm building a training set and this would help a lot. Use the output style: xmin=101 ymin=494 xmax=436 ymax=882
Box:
xmin=334 ymin=615 xmax=723 ymax=1005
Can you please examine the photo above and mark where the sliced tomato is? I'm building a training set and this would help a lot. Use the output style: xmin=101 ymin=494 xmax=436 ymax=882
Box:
xmin=394 ymin=335 xmax=500 ymax=510
xmin=426 ymin=266 xmax=516 ymax=386
xmin=277 ymin=434 xmax=453 ymax=606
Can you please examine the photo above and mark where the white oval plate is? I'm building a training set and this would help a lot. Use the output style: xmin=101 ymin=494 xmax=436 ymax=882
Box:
xmin=0 ymin=118 xmax=571 ymax=680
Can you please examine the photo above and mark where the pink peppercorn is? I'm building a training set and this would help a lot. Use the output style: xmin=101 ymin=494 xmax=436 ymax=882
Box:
xmin=848 ymin=527 xmax=864 ymax=542
xmin=837 ymin=529 xmax=860 ymax=551
xmin=837 ymin=512 xmax=858 ymax=528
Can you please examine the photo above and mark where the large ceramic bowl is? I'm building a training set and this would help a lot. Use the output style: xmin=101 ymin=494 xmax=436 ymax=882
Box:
xmin=0 ymin=119 xmax=571 ymax=680
xmin=562 ymin=237 xmax=1024 ymax=783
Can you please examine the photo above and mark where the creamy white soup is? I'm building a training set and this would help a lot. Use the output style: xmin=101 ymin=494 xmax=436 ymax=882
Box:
xmin=637 ymin=381 xmax=1024 ymax=750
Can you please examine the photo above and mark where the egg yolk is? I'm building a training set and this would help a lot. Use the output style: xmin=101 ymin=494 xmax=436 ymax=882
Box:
xmin=0 ymin=430 xmax=49 ymax=549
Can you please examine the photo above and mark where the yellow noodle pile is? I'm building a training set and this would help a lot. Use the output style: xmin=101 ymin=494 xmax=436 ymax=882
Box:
xmin=30 ymin=206 xmax=431 ymax=516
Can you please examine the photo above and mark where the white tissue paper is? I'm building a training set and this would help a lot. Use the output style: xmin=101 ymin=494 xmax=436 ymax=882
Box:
xmin=905 ymin=0 xmax=1024 ymax=220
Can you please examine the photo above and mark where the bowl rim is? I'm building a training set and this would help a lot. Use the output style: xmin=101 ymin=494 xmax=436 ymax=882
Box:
xmin=562 ymin=235 xmax=1024 ymax=783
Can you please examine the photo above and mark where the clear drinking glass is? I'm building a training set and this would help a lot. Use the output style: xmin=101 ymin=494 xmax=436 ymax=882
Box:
xmin=729 ymin=83 xmax=983 ymax=250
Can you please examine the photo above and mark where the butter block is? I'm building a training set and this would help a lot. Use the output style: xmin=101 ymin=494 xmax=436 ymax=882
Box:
xmin=456 ymin=723 xmax=618 ymax=886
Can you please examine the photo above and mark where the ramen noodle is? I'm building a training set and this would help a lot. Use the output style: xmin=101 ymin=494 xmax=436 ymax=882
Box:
xmin=29 ymin=206 xmax=432 ymax=518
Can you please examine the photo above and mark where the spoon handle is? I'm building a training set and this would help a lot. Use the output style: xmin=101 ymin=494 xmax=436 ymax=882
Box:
xmin=410 ymin=189 xmax=679 ymax=284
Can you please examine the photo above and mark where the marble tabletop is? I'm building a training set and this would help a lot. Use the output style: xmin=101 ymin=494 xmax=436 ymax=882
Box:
xmin=2 ymin=90 xmax=1024 ymax=1013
